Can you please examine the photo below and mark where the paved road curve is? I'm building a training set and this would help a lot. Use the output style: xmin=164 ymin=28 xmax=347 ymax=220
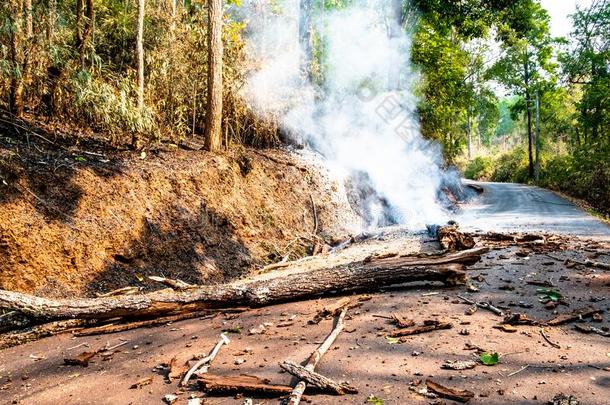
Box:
xmin=457 ymin=181 xmax=610 ymax=237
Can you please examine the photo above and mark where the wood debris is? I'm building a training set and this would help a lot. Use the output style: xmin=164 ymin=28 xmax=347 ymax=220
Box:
xmin=130 ymin=376 xmax=153 ymax=389
xmin=197 ymin=374 xmax=293 ymax=396
xmin=574 ymin=324 xmax=610 ymax=337
xmin=181 ymin=333 xmax=229 ymax=387
xmin=546 ymin=307 xmax=602 ymax=326
xmin=441 ymin=360 xmax=477 ymax=370
xmin=63 ymin=351 xmax=97 ymax=367
xmin=389 ymin=320 xmax=452 ymax=338
xmin=549 ymin=393 xmax=579 ymax=405
xmin=148 ymin=276 xmax=197 ymax=290
xmin=503 ymin=313 xmax=539 ymax=326
xmin=0 ymin=247 xmax=486 ymax=325
xmin=287 ymin=307 xmax=348 ymax=405
xmin=64 ymin=340 xmax=128 ymax=367
xmin=425 ymin=379 xmax=475 ymax=403
xmin=436 ymin=225 xmax=476 ymax=251
xmin=279 ymin=360 xmax=357 ymax=395
xmin=167 ymin=357 xmax=188 ymax=383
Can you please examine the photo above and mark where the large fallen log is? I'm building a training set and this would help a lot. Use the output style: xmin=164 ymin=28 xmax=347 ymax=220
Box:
xmin=0 ymin=247 xmax=486 ymax=323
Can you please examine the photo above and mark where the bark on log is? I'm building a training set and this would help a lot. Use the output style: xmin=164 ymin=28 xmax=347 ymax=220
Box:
xmin=279 ymin=360 xmax=357 ymax=395
xmin=197 ymin=374 xmax=293 ymax=396
xmin=0 ymin=248 xmax=486 ymax=323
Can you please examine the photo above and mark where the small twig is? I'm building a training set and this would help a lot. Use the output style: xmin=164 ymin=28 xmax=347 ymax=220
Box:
xmin=540 ymin=329 xmax=561 ymax=349
xmin=507 ymin=364 xmax=530 ymax=377
xmin=180 ymin=334 xmax=229 ymax=387
xmin=372 ymin=314 xmax=394 ymax=320
xmin=309 ymin=194 xmax=318 ymax=235
xmin=457 ymin=295 xmax=504 ymax=316
xmin=104 ymin=340 xmax=129 ymax=351
xmin=66 ymin=342 xmax=90 ymax=351
xmin=0 ymin=311 xmax=17 ymax=322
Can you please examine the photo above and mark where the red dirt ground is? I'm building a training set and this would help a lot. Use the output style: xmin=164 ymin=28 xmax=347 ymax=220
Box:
xmin=0 ymin=234 xmax=609 ymax=405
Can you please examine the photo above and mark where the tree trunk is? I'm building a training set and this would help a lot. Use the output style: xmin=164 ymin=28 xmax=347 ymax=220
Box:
xmin=0 ymin=247 xmax=486 ymax=323
xmin=8 ymin=0 xmax=23 ymax=116
xmin=136 ymin=0 xmax=145 ymax=110
xmin=387 ymin=0 xmax=402 ymax=91
xmin=299 ymin=0 xmax=313 ymax=81
xmin=78 ymin=0 xmax=94 ymax=68
xmin=204 ymin=0 xmax=223 ymax=151
xmin=524 ymin=50 xmax=534 ymax=179
xmin=75 ymin=0 xmax=84 ymax=54
xmin=47 ymin=0 xmax=57 ymax=44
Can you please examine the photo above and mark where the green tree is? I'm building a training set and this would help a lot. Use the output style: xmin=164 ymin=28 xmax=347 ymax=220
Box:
xmin=488 ymin=1 xmax=555 ymax=178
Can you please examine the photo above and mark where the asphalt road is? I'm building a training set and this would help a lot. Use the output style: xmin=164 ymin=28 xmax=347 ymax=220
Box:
xmin=457 ymin=181 xmax=610 ymax=237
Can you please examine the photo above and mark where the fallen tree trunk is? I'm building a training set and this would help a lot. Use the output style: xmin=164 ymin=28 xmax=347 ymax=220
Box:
xmin=0 ymin=247 xmax=486 ymax=323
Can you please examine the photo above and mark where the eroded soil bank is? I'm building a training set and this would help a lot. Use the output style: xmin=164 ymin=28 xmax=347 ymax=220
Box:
xmin=0 ymin=136 xmax=359 ymax=297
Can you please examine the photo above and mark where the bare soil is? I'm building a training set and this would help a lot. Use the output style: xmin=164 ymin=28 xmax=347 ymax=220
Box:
xmin=0 ymin=233 xmax=609 ymax=405
xmin=0 ymin=134 xmax=359 ymax=297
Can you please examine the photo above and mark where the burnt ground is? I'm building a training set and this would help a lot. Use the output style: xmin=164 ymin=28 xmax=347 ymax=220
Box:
xmin=1 ymin=233 xmax=609 ymax=405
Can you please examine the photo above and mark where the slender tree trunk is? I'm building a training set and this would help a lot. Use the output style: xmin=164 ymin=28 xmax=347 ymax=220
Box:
xmin=534 ymin=91 xmax=540 ymax=183
xmin=204 ymin=0 xmax=223 ymax=152
xmin=523 ymin=51 xmax=534 ymax=179
xmin=47 ymin=0 xmax=57 ymax=44
xmin=8 ymin=0 xmax=23 ymax=116
xmin=13 ymin=0 xmax=32 ymax=117
xmin=77 ymin=0 xmax=94 ymax=68
xmin=467 ymin=110 xmax=472 ymax=160
xmin=388 ymin=0 xmax=402 ymax=90
xmin=299 ymin=0 xmax=313 ymax=81
xmin=75 ymin=0 xmax=84 ymax=52
xmin=136 ymin=0 xmax=145 ymax=110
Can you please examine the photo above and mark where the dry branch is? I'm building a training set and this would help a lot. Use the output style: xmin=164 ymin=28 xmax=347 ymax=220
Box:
xmin=279 ymin=360 xmax=357 ymax=395
xmin=74 ymin=310 xmax=215 ymax=337
xmin=546 ymin=307 xmax=602 ymax=326
xmin=389 ymin=320 xmax=453 ymax=338
xmin=0 ymin=248 xmax=486 ymax=323
xmin=181 ymin=334 xmax=229 ymax=387
xmin=287 ymin=307 xmax=348 ymax=405
xmin=0 ymin=319 xmax=87 ymax=350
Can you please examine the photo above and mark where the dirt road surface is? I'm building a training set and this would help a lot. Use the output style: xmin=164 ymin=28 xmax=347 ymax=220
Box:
xmin=1 ymin=231 xmax=609 ymax=405
xmin=458 ymin=181 xmax=610 ymax=237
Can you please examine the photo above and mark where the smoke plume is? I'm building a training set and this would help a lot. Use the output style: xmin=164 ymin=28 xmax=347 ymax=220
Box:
xmin=238 ymin=0 xmax=452 ymax=229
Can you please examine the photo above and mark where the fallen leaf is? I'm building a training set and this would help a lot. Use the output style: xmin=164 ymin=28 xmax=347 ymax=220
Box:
xmin=479 ymin=352 xmax=499 ymax=366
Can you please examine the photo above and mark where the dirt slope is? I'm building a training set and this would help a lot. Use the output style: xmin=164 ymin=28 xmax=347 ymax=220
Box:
xmin=0 ymin=139 xmax=359 ymax=297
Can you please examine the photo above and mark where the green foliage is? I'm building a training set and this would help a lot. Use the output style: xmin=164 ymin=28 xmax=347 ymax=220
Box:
xmin=464 ymin=143 xmax=610 ymax=215
xmin=479 ymin=352 xmax=499 ymax=366
xmin=463 ymin=156 xmax=494 ymax=180
xmin=537 ymin=288 xmax=562 ymax=302
xmin=367 ymin=395 xmax=385 ymax=405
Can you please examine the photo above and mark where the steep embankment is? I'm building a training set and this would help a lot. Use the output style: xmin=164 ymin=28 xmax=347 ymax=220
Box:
xmin=0 ymin=143 xmax=359 ymax=298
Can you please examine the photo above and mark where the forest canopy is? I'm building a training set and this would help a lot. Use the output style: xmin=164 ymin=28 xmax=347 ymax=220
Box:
xmin=0 ymin=0 xmax=608 ymax=211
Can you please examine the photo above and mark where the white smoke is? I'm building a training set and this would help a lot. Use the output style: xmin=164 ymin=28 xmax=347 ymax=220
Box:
xmin=238 ymin=0 xmax=451 ymax=229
